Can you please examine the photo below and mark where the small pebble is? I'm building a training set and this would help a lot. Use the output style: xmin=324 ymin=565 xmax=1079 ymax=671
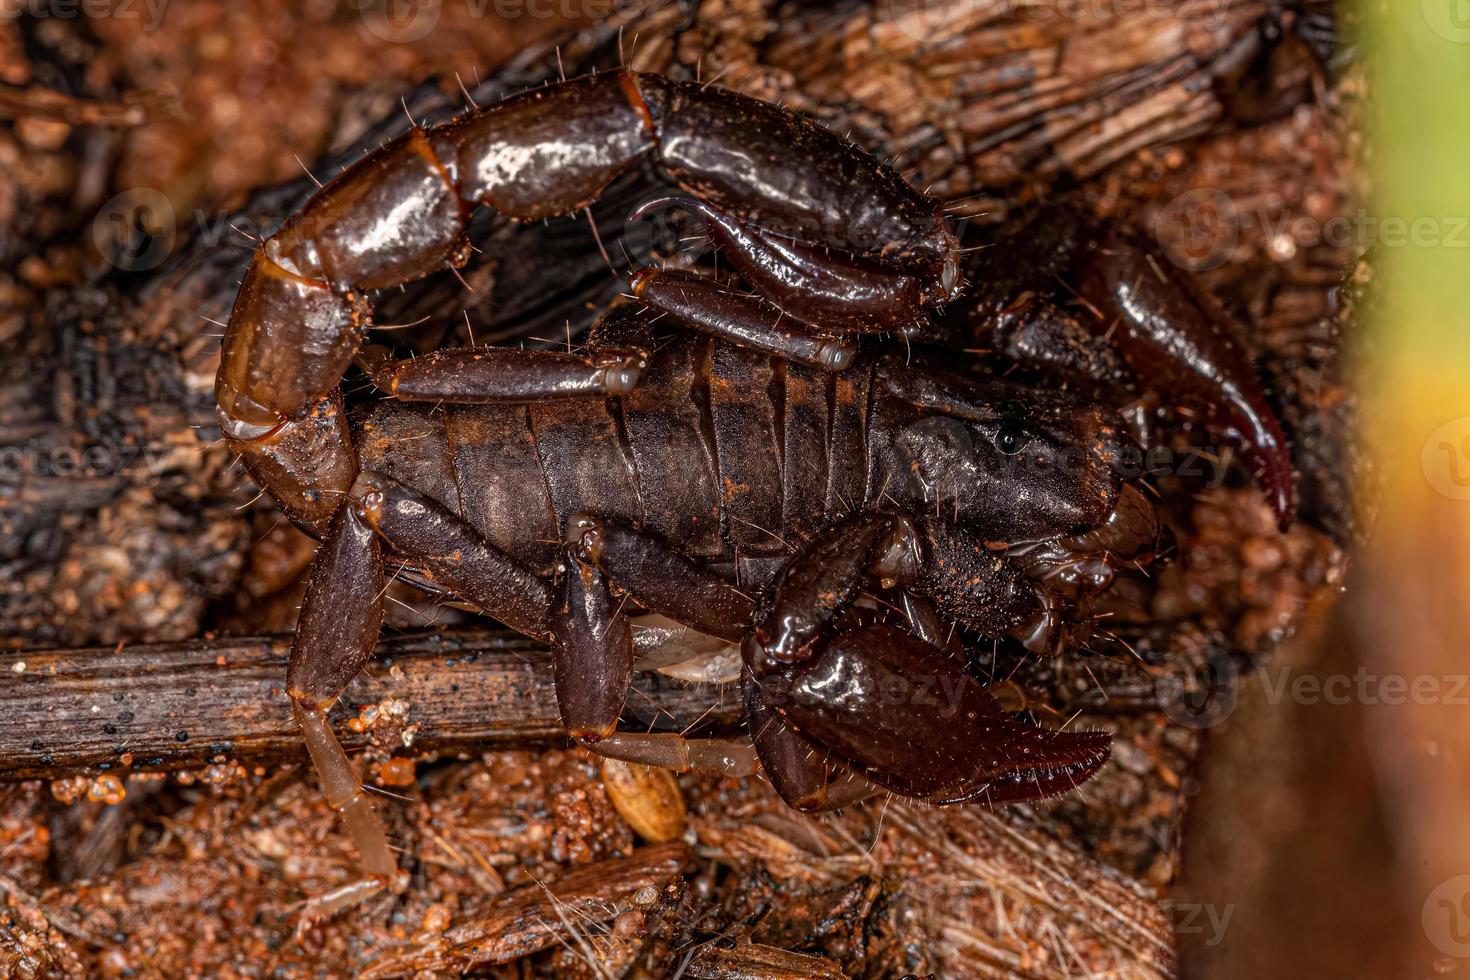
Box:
xmin=420 ymin=903 xmax=451 ymax=934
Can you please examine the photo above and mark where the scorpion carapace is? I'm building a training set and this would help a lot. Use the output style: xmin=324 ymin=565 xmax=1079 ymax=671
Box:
xmin=212 ymin=70 xmax=1288 ymax=893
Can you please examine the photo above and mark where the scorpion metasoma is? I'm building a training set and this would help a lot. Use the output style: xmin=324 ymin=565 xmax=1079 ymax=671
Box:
xmin=214 ymin=70 xmax=1294 ymax=900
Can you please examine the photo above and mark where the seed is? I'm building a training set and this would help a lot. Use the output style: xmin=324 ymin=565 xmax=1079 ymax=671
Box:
xmin=599 ymin=757 xmax=686 ymax=842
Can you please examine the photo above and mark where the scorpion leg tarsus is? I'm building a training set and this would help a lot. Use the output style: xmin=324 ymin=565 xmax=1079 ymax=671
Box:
xmin=364 ymin=345 xmax=647 ymax=402
xmin=582 ymin=732 xmax=761 ymax=777
xmin=630 ymin=267 xmax=855 ymax=370
xmin=765 ymin=624 xmax=1112 ymax=804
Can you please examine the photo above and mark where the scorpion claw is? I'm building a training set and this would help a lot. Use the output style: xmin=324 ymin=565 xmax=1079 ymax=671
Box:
xmin=766 ymin=624 xmax=1111 ymax=805
xmin=1077 ymin=225 xmax=1297 ymax=527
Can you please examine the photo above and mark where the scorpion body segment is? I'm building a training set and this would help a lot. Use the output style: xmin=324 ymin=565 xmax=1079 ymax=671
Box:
xmin=281 ymin=325 xmax=1147 ymax=846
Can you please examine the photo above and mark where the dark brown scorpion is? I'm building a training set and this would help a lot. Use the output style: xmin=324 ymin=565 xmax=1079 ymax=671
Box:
xmin=213 ymin=70 xmax=1295 ymax=894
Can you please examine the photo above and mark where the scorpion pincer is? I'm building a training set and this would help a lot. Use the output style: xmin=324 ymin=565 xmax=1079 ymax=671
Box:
xmin=212 ymin=70 xmax=1289 ymax=889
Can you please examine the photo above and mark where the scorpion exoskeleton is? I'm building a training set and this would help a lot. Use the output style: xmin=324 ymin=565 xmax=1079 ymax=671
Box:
xmin=214 ymin=70 xmax=1294 ymax=896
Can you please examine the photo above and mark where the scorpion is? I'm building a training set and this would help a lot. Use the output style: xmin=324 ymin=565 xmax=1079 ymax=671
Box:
xmin=213 ymin=70 xmax=1295 ymax=895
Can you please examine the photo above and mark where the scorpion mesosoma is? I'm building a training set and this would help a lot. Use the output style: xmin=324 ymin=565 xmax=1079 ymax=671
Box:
xmin=214 ymin=70 xmax=1294 ymax=891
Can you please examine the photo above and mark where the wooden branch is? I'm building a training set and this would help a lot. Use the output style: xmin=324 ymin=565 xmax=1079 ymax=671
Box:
xmin=0 ymin=628 xmax=740 ymax=782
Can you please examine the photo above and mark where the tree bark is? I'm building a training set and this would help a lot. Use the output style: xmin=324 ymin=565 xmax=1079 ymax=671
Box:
xmin=0 ymin=628 xmax=739 ymax=782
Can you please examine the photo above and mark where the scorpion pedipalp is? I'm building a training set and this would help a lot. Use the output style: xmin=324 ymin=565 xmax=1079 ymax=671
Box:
xmin=751 ymin=623 xmax=1112 ymax=805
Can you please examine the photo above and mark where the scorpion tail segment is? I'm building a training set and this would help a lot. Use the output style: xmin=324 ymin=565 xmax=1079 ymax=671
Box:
xmin=220 ymin=390 xmax=357 ymax=529
xmin=552 ymin=547 xmax=635 ymax=743
xmin=216 ymin=249 xmax=373 ymax=426
xmin=630 ymin=267 xmax=855 ymax=370
xmin=743 ymin=671 xmax=881 ymax=813
xmin=632 ymin=73 xmax=953 ymax=279
xmin=768 ymin=624 xmax=1111 ymax=804
xmin=1076 ymin=228 xmax=1296 ymax=528
xmin=630 ymin=195 xmax=930 ymax=333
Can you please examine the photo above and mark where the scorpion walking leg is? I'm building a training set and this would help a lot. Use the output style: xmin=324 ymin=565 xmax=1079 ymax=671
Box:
xmin=564 ymin=514 xmax=753 ymax=643
xmin=286 ymin=505 xmax=396 ymax=881
xmin=747 ymin=512 xmax=1113 ymax=805
xmin=554 ymin=513 xmax=879 ymax=803
xmin=630 ymin=268 xmax=855 ymax=370
xmin=358 ymin=345 xmax=647 ymax=403
xmin=356 ymin=475 xmax=554 ymax=642
xmin=555 ymin=514 xmax=759 ymax=776
xmin=354 ymin=482 xmax=755 ymax=774
xmin=552 ymin=546 xmax=636 ymax=742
